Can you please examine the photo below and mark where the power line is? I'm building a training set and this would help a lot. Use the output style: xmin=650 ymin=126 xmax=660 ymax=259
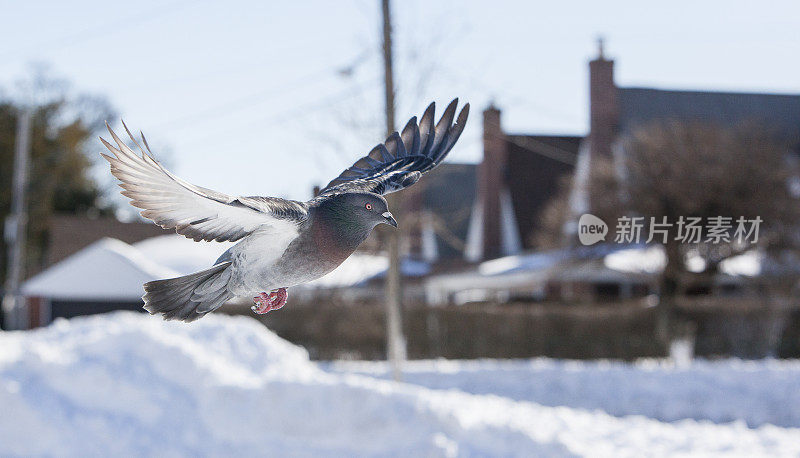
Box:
xmin=503 ymin=134 xmax=578 ymax=166
xmin=176 ymin=77 xmax=381 ymax=150
xmin=0 ymin=0 xmax=200 ymax=60
xmin=154 ymin=66 xmax=340 ymax=131
xmin=438 ymin=67 xmax=584 ymax=124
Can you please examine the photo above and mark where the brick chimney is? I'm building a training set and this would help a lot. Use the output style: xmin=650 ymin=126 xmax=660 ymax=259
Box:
xmin=479 ymin=104 xmax=507 ymax=260
xmin=589 ymin=38 xmax=618 ymax=160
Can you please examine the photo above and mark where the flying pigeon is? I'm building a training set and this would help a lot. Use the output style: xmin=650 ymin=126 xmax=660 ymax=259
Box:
xmin=100 ymin=99 xmax=469 ymax=322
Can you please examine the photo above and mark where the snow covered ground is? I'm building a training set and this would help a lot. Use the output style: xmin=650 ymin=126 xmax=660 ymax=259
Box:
xmin=327 ymin=358 xmax=800 ymax=429
xmin=1 ymin=313 xmax=799 ymax=457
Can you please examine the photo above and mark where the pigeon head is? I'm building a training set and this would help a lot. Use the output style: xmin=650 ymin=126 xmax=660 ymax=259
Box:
xmin=309 ymin=192 xmax=397 ymax=259
xmin=339 ymin=192 xmax=397 ymax=229
xmin=315 ymin=191 xmax=397 ymax=235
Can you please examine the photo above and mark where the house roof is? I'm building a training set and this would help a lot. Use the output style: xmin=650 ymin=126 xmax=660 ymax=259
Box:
xmin=24 ymin=232 xmax=431 ymax=302
xmin=418 ymin=137 xmax=582 ymax=258
xmin=46 ymin=214 xmax=169 ymax=268
xmin=302 ymin=254 xmax=430 ymax=289
xmin=424 ymin=244 xmax=641 ymax=301
xmin=505 ymin=135 xmax=582 ymax=248
xmin=618 ymin=88 xmax=800 ymax=144
xmin=605 ymin=245 xmax=763 ymax=277
xmin=419 ymin=163 xmax=477 ymax=260
xmin=425 ymin=243 xmax=761 ymax=303
xmin=22 ymin=238 xmax=178 ymax=301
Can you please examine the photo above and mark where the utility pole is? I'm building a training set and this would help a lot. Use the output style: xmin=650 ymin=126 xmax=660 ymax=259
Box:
xmin=3 ymin=108 xmax=32 ymax=330
xmin=381 ymin=0 xmax=405 ymax=381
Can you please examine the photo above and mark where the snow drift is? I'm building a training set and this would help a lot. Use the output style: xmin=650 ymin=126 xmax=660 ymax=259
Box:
xmin=1 ymin=312 xmax=799 ymax=457
xmin=329 ymin=357 xmax=800 ymax=429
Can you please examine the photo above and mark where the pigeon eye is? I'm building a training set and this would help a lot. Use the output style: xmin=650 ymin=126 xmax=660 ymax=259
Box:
xmin=365 ymin=203 xmax=373 ymax=211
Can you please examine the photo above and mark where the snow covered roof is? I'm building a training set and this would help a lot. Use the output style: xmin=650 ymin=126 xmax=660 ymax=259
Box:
xmin=23 ymin=231 xmax=429 ymax=301
xmin=21 ymin=238 xmax=179 ymax=301
xmin=442 ymin=243 xmax=761 ymax=285
xmin=604 ymin=246 xmax=666 ymax=275
xmin=425 ymin=243 xmax=764 ymax=302
xmin=605 ymin=245 xmax=762 ymax=277
xmin=133 ymin=235 xmax=233 ymax=276
xmin=301 ymin=253 xmax=430 ymax=289
xmin=478 ymin=250 xmax=568 ymax=276
xmin=478 ymin=244 xmax=632 ymax=277
xmin=303 ymin=253 xmax=389 ymax=288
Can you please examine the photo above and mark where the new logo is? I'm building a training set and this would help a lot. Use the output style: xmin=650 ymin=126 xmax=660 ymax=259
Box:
xmin=578 ymin=214 xmax=608 ymax=245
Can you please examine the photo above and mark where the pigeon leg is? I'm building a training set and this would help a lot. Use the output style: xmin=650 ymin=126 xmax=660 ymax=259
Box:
xmin=251 ymin=288 xmax=288 ymax=314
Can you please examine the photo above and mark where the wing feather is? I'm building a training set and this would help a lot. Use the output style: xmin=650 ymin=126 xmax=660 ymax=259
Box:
xmin=319 ymin=99 xmax=469 ymax=196
xmin=100 ymin=123 xmax=307 ymax=242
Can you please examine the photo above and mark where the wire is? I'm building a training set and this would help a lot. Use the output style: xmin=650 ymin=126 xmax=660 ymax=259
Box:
xmin=154 ymin=66 xmax=339 ymax=131
xmin=438 ymin=67 xmax=583 ymax=124
xmin=177 ymin=76 xmax=382 ymax=150
xmin=502 ymin=134 xmax=578 ymax=166
xmin=0 ymin=0 xmax=201 ymax=60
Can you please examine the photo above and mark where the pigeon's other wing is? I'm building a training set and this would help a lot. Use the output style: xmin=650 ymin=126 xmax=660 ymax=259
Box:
xmin=319 ymin=99 xmax=469 ymax=197
xmin=100 ymin=123 xmax=307 ymax=242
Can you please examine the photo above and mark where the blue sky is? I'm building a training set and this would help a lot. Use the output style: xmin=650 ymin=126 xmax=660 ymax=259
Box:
xmin=1 ymin=0 xmax=798 ymax=205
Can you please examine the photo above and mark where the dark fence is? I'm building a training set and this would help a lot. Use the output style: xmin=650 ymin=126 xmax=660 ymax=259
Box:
xmin=227 ymin=295 xmax=799 ymax=361
xmin=779 ymin=309 xmax=800 ymax=358
xmin=52 ymin=300 xmax=146 ymax=320
xmin=227 ymin=301 xmax=663 ymax=360
xmin=676 ymin=297 xmax=797 ymax=359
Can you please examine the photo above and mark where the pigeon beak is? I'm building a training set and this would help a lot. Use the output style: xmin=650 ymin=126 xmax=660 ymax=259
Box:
xmin=382 ymin=211 xmax=398 ymax=228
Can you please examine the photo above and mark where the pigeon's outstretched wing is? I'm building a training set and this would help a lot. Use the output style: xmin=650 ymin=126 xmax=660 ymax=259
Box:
xmin=100 ymin=123 xmax=307 ymax=242
xmin=319 ymin=99 xmax=469 ymax=197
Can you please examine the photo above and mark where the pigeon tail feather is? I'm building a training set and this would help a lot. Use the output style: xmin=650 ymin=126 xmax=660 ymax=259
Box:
xmin=142 ymin=262 xmax=233 ymax=322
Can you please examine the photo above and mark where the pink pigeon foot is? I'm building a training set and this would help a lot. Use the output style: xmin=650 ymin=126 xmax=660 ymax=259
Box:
xmin=251 ymin=288 xmax=288 ymax=315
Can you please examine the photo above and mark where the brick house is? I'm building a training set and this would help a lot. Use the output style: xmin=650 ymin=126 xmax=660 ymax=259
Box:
xmin=417 ymin=43 xmax=800 ymax=266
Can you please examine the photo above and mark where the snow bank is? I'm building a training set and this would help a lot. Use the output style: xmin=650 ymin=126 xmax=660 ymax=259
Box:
xmin=329 ymin=358 xmax=800 ymax=429
xmin=2 ymin=313 xmax=799 ymax=457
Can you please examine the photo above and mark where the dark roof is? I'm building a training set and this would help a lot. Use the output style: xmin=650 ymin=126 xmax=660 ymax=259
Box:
xmin=505 ymin=135 xmax=581 ymax=249
xmin=46 ymin=214 xmax=169 ymax=268
xmin=420 ymin=163 xmax=476 ymax=260
xmin=618 ymin=88 xmax=800 ymax=140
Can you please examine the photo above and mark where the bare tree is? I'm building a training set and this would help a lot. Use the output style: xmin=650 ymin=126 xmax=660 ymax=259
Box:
xmin=536 ymin=120 xmax=800 ymax=346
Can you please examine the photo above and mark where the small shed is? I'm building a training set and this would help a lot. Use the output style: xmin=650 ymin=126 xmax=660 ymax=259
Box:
xmin=21 ymin=238 xmax=179 ymax=327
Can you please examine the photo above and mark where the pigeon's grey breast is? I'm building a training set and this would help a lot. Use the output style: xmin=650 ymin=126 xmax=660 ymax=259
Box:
xmin=226 ymin=201 xmax=373 ymax=295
